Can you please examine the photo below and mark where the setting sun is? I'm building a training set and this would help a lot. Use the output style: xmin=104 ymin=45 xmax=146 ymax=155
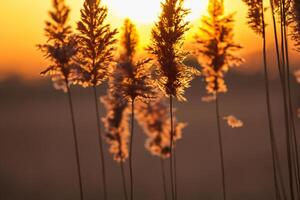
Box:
xmin=103 ymin=0 xmax=208 ymax=24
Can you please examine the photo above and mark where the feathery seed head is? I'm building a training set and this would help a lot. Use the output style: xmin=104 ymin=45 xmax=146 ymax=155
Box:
xmin=135 ymin=96 xmax=187 ymax=158
xmin=101 ymin=89 xmax=130 ymax=162
xmin=148 ymin=0 xmax=200 ymax=101
xmin=115 ymin=19 xmax=156 ymax=103
xmin=38 ymin=0 xmax=80 ymax=91
xmin=195 ymin=0 xmax=243 ymax=94
xmin=74 ymin=0 xmax=118 ymax=87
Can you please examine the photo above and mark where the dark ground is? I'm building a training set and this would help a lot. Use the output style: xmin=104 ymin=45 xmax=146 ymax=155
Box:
xmin=0 ymin=71 xmax=299 ymax=200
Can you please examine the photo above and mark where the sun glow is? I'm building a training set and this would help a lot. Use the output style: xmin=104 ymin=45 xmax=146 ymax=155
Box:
xmin=103 ymin=0 xmax=208 ymax=24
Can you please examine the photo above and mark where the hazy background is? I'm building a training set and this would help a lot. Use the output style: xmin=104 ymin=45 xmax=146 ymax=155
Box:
xmin=0 ymin=67 xmax=299 ymax=200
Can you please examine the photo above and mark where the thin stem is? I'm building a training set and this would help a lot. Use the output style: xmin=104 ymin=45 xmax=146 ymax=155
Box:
xmin=269 ymin=0 xmax=283 ymax=78
xmin=92 ymin=86 xmax=108 ymax=200
xmin=120 ymin=162 xmax=129 ymax=200
xmin=261 ymin=6 xmax=281 ymax=200
xmin=129 ymin=100 xmax=135 ymax=200
xmin=65 ymin=82 xmax=84 ymax=200
xmin=280 ymin=2 xmax=296 ymax=198
xmin=283 ymin=18 xmax=300 ymax=197
xmin=215 ymin=94 xmax=226 ymax=200
xmin=160 ymin=158 xmax=168 ymax=200
xmin=269 ymin=2 xmax=288 ymax=199
xmin=174 ymin=147 xmax=178 ymax=200
xmin=169 ymin=95 xmax=175 ymax=200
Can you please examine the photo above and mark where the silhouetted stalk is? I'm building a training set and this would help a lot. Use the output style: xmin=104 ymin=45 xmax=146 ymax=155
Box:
xmin=120 ymin=161 xmax=129 ymax=200
xmin=269 ymin=2 xmax=288 ymax=199
xmin=215 ymin=94 xmax=226 ymax=200
xmin=279 ymin=2 xmax=295 ymax=198
xmin=129 ymin=100 xmax=135 ymax=200
xmin=92 ymin=85 xmax=108 ymax=200
xmin=261 ymin=5 xmax=281 ymax=200
xmin=65 ymin=80 xmax=84 ymax=200
xmin=174 ymin=147 xmax=178 ymax=200
xmin=274 ymin=142 xmax=288 ymax=200
xmin=269 ymin=0 xmax=283 ymax=78
xmin=284 ymin=19 xmax=300 ymax=196
xmin=169 ymin=95 xmax=175 ymax=200
xmin=160 ymin=159 xmax=168 ymax=200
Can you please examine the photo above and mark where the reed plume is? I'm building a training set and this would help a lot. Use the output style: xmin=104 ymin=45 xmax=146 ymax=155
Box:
xmin=291 ymin=0 xmax=300 ymax=50
xmin=136 ymin=96 xmax=186 ymax=159
xmin=195 ymin=0 xmax=243 ymax=95
xmin=148 ymin=1 xmax=199 ymax=199
xmin=194 ymin=0 xmax=242 ymax=199
xmin=37 ymin=0 xmax=84 ymax=199
xmin=135 ymin=96 xmax=186 ymax=200
xmin=75 ymin=1 xmax=118 ymax=199
xmin=101 ymin=89 xmax=129 ymax=200
xmin=101 ymin=91 xmax=130 ymax=163
xmin=194 ymin=0 xmax=242 ymax=195
xmin=110 ymin=19 xmax=155 ymax=200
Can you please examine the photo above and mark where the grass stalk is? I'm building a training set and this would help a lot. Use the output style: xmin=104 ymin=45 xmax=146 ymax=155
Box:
xmin=65 ymin=81 xmax=84 ymax=200
xmin=269 ymin=2 xmax=289 ymax=199
xmin=92 ymin=85 xmax=108 ymax=200
xmin=160 ymin=158 xmax=169 ymax=200
xmin=129 ymin=100 xmax=135 ymax=200
xmin=215 ymin=93 xmax=226 ymax=200
xmin=261 ymin=5 xmax=281 ymax=200
xmin=283 ymin=12 xmax=300 ymax=196
xmin=169 ymin=95 xmax=175 ymax=200
xmin=120 ymin=161 xmax=129 ymax=200
xmin=174 ymin=147 xmax=178 ymax=200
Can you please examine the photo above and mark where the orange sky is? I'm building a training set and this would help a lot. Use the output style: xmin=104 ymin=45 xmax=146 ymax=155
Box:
xmin=0 ymin=0 xmax=298 ymax=80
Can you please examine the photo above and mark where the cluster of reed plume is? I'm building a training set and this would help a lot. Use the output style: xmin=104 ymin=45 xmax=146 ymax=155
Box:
xmin=38 ymin=0 xmax=300 ymax=200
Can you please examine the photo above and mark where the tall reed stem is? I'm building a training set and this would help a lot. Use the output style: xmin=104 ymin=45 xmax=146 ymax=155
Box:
xmin=269 ymin=3 xmax=288 ymax=199
xmin=174 ymin=147 xmax=178 ymax=200
xmin=261 ymin=6 xmax=281 ymax=200
xmin=65 ymin=81 xmax=84 ymax=200
xmin=215 ymin=93 xmax=226 ymax=200
xmin=283 ymin=12 xmax=300 ymax=196
xmin=280 ymin=2 xmax=296 ymax=198
xmin=120 ymin=161 xmax=129 ymax=200
xmin=160 ymin=158 xmax=168 ymax=200
xmin=169 ymin=95 xmax=175 ymax=200
xmin=92 ymin=85 xmax=108 ymax=200
xmin=129 ymin=100 xmax=135 ymax=200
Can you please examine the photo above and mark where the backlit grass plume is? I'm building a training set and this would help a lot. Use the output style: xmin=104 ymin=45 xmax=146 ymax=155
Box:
xmin=291 ymin=0 xmax=300 ymax=50
xmin=38 ymin=0 xmax=80 ymax=92
xmin=148 ymin=1 xmax=199 ymax=199
xmin=114 ymin=19 xmax=155 ymax=200
xmin=76 ymin=0 xmax=118 ymax=87
xmin=195 ymin=0 xmax=243 ymax=94
xmin=194 ymin=1 xmax=242 ymax=199
xmin=101 ymin=86 xmax=130 ymax=200
xmin=115 ymin=19 xmax=155 ymax=103
xmin=135 ymin=96 xmax=186 ymax=200
xmin=136 ymin=97 xmax=186 ymax=159
xmin=37 ymin=0 xmax=84 ymax=200
xmin=148 ymin=0 xmax=199 ymax=101
xmin=75 ymin=1 xmax=118 ymax=199
xmin=101 ymin=92 xmax=130 ymax=163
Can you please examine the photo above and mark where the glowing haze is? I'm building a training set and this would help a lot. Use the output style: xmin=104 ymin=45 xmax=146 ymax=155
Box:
xmin=1 ymin=0 xmax=297 ymax=79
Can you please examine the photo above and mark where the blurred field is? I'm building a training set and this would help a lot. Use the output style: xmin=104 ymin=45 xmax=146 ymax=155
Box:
xmin=0 ymin=72 xmax=299 ymax=200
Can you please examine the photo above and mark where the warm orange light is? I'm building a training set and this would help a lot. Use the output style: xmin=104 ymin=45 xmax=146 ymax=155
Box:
xmin=103 ymin=0 xmax=208 ymax=24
